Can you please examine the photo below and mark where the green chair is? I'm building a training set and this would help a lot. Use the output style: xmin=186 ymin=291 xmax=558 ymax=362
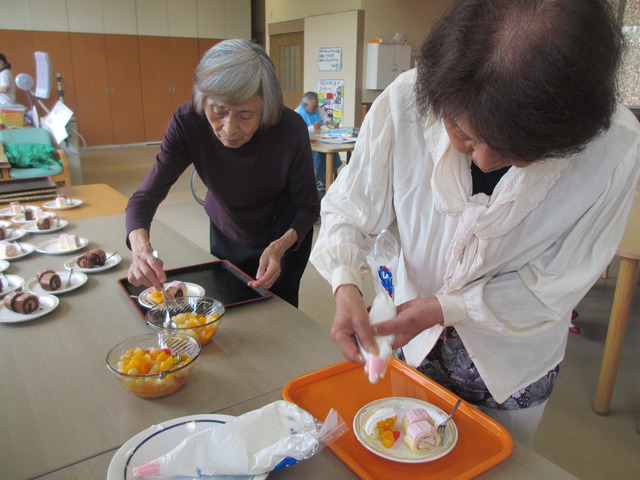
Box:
xmin=0 ymin=128 xmax=71 ymax=186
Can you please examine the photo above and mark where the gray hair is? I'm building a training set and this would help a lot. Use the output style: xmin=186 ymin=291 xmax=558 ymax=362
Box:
xmin=301 ymin=91 xmax=318 ymax=105
xmin=193 ymin=39 xmax=283 ymax=127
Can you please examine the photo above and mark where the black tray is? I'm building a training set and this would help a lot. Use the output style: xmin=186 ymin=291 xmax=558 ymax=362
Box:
xmin=118 ymin=260 xmax=272 ymax=318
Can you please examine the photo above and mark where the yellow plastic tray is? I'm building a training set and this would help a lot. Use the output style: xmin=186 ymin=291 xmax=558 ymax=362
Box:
xmin=283 ymin=358 xmax=513 ymax=480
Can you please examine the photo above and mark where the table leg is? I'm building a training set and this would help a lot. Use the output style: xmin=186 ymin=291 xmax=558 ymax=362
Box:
xmin=593 ymin=257 xmax=639 ymax=415
xmin=326 ymin=152 xmax=336 ymax=190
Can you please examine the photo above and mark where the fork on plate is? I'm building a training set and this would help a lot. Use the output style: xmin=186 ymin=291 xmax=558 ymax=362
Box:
xmin=437 ymin=399 xmax=461 ymax=441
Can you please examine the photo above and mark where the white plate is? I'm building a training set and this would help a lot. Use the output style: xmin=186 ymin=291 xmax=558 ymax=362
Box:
xmin=0 ymin=242 xmax=36 ymax=260
xmin=0 ymin=205 xmax=38 ymax=218
xmin=0 ymin=293 xmax=59 ymax=324
xmin=23 ymin=270 xmax=88 ymax=295
xmin=21 ymin=219 xmax=69 ymax=234
xmin=107 ymin=414 xmax=268 ymax=480
xmin=319 ymin=136 xmax=357 ymax=144
xmin=10 ymin=209 xmax=51 ymax=224
xmin=137 ymin=282 xmax=206 ymax=309
xmin=0 ymin=219 xmax=13 ymax=228
xmin=0 ymin=274 xmax=25 ymax=297
xmin=36 ymin=237 xmax=89 ymax=255
xmin=64 ymin=251 xmax=121 ymax=272
xmin=42 ymin=198 xmax=83 ymax=210
xmin=353 ymin=397 xmax=458 ymax=464
xmin=0 ymin=260 xmax=9 ymax=273
xmin=1 ymin=227 xmax=27 ymax=242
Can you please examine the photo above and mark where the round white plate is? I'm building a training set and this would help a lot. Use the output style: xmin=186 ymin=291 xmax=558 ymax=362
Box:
xmin=1 ymin=227 xmax=27 ymax=242
xmin=64 ymin=251 xmax=121 ymax=272
xmin=0 ymin=293 xmax=59 ymax=324
xmin=0 ymin=242 xmax=36 ymax=260
xmin=0 ymin=205 xmax=38 ymax=217
xmin=353 ymin=397 xmax=458 ymax=463
xmin=137 ymin=282 xmax=206 ymax=308
xmin=0 ymin=219 xmax=13 ymax=228
xmin=42 ymin=198 xmax=83 ymax=210
xmin=36 ymin=237 xmax=89 ymax=255
xmin=107 ymin=414 xmax=268 ymax=480
xmin=0 ymin=259 xmax=9 ymax=273
xmin=21 ymin=219 xmax=69 ymax=234
xmin=10 ymin=209 xmax=48 ymax=224
xmin=23 ymin=270 xmax=88 ymax=295
xmin=0 ymin=274 xmax=25 ymax=297
xmin=319 ymin=136 xmax=357 ymax=144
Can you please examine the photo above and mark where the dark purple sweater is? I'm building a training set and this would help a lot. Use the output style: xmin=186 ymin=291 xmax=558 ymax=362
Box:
xmin=126 ymin=102 xmax=320 ymax=249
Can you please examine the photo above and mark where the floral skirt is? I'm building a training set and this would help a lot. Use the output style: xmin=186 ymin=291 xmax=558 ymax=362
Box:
xmin=398 ymin=327 xmax=560 ymax=410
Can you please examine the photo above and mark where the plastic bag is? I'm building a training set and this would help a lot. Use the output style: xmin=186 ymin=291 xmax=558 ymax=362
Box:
xmin=132 ymin=400 xmax=347 ymax=477
xmin=359 ymin=229 xmax=399 ymax=384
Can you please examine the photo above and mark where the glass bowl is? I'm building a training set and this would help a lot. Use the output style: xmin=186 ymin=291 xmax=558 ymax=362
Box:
xmin=144 ymin=296 xmax=225 ymax=346
xmin=106 ymin=332 xmax=201 ymax=399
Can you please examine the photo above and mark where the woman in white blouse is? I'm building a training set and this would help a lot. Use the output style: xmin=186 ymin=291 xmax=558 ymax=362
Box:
xmin=310 ymin=0 xmax=640 ymax=446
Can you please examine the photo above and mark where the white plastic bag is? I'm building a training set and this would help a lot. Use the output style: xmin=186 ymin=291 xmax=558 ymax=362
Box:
xmin=132 ymin=401 xmax=347 ymax=477
xmin=359 ymin=229 xmax=399 ymax=384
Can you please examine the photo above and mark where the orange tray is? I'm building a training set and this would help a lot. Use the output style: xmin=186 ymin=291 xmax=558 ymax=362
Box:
xmin=283 ymin=358 xmax=513 ymax=480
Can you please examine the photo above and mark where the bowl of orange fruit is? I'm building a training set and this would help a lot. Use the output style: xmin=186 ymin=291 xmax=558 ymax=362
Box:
xmin=144 ymin=296 xmax=225 ymax=347
xmin=106 ymin=332 xmax=201 ymax=399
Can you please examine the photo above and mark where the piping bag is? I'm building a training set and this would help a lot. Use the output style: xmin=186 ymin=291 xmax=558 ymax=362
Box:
xmin=359 ymin=229 xmax=399 ymax=384
xmin=132 ymin=401 xmax=347 ymax=478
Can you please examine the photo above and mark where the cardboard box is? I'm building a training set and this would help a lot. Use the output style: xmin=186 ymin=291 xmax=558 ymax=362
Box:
xmin=0 ymin=106 xmax=26 ymax=128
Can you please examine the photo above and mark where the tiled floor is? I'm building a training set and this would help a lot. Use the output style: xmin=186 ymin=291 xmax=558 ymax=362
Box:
xmin=82 ymin=144 xmax=640 ymax=480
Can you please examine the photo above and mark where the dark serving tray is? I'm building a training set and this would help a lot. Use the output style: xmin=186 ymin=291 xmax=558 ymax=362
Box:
xmin=118 ymin=260 xmax=272 ymax=318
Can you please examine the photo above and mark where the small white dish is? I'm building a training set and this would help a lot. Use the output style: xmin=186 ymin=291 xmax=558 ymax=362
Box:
xmin=353 ymin=397 xmax=458 ymax=464
xmin=23 ymin=270 xmax=88 ymax=295
xmin=137 ymin=282 xmax=205 ymax=309
xmin=107 ymin=414 xmax=268 ymax=480
xmin=42 ymin=198 xmax=83 ymax=210
xmin=0 ymin=293 xmax=59 ymax=324
xmin=0 ymin=274 xmax=25 ymax=297
xmin=36 ymin=237 xmax=89 ymax=255
xmin=64 ymin=251 xmax=121 ymax=272
xmin=0 ymin=259 xmax=9 ymax=273
xmin=1 ymin=227 xmax=27 ymax=242
xmin=0 ymin=205 xmax=38 ymax=218
xmin=10 ymin=209 xmax=51 ymax=224
xmin=21 ymin=219 xmax=69 ymax=234
xmin=0 ymin=242 xmax=36 ymax=260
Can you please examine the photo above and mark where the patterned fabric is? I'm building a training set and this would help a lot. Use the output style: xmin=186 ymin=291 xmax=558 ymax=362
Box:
xmin=399 ymin=327 xmax=560 ymax=410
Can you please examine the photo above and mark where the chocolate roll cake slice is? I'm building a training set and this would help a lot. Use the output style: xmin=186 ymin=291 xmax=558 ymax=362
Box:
xmin=39 ymin=271 xmax=62 ymax=291
xmin=37 ymin=217 xmax=53 ymax=230
xmin=4 ymin=291 xmax=40 ymax=314
xmin=77 ymin=248 xmax=107 ymax=268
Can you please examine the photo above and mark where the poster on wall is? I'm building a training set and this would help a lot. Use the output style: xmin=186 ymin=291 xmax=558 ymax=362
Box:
xmin=316 ymin=79 xmax=345 ymax=126
xmin=318 ymin=47 xmax=342 ymax=72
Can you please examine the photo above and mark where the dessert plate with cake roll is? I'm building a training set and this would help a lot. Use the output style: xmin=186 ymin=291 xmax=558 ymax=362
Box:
xmin=353 ymin=397 xmax=458 ymax=463
xmin=0 ymin=274 xmax=25 ymax=297
xmin=43 ymin=197 xmax=83 ymax=210
xmin=0 ymin=241 xmax=36 ymax=260
xmin=36 ymin=235 xmax=89 ymax=255
xmin=0 ymin=291 xmax=59 ymax=323
xmin=21 ymin=218 xmax=69 ymax=234
xmin=137 ymin=281 xmax=205 ymax=309
xmin=23 ymin=268 xmax=88 ymax=295
xmin=65 ymin=249 xmax=121 ymax=272
xmin=0 ymin=225 xmax=27 ymax=242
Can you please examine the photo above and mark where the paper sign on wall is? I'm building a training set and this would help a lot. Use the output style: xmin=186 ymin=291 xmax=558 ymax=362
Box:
xmin=317 ymin=79 xmax=345 ymax=126
xmin=318 ymin=47 xmax=342 ymax=72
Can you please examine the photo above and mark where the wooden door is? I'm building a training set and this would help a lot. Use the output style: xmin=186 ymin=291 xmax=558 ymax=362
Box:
xmin=139 ymin=36 xmax=173 ymax=142
xmin=270 ymin=32 xmax=304 ymax=110
xmin=0 ymin=30 xmax=35 ymax=108
xmin=69 ymin=33 xmax=114 ymax=146
xmin=104 ymin=35 xmax=145 ymax=144
xmin=169 ymin=37 xmax=199 ymax=110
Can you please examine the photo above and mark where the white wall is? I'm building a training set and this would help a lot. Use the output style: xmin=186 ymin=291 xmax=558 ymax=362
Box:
xmin=0 ymin=0 xmax=251 ymax=39
xmin=303 ymin=10 xmax=363 ymax=128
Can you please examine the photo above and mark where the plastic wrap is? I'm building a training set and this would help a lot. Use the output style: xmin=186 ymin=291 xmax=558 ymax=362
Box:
xmin=131 ymin=400 xmax=347 ymax=477
xmin=359 ymin=229 xmax=399 ymax=384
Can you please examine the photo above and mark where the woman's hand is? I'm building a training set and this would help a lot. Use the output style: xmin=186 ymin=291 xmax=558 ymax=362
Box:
xmin=331 ymin=284 xmax=375 ymax=363
xmin=248 ymin=229 xmax=297 ymax=290
xmin=371 ymin=297 xmax=444 ymax=349
xmin=127 ymin=228 xmax=166 ymax=291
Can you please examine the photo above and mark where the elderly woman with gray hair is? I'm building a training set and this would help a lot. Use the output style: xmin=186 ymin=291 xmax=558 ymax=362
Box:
xmin=126 ymin=39 xmax=319 ymax=307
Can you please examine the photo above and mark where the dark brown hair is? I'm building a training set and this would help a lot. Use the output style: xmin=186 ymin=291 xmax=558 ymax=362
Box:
xmin=415 ymin=0 xmax=623 ymax=161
